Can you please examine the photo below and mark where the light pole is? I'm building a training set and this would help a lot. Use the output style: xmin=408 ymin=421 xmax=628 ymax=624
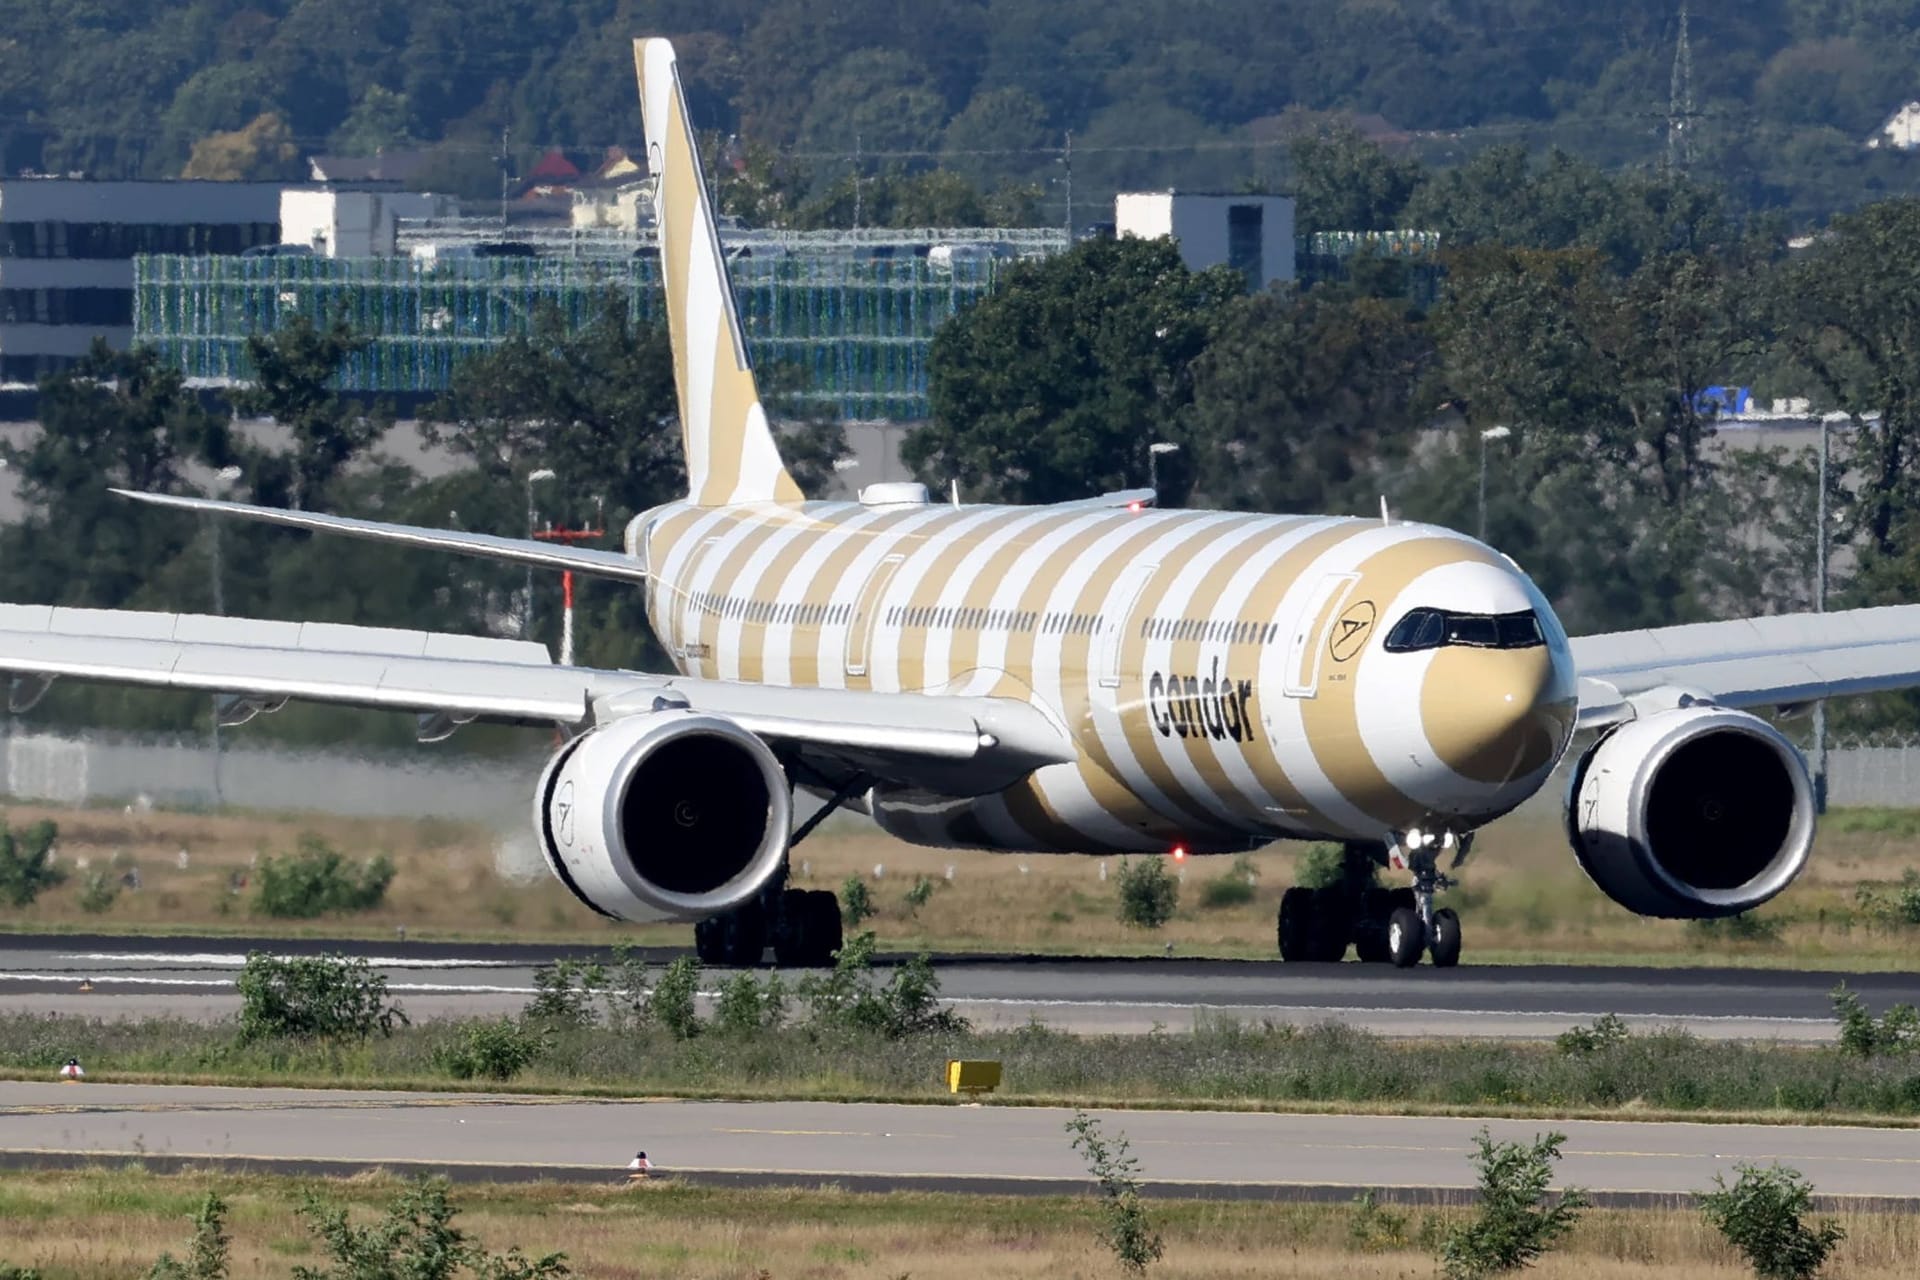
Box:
xmin=1477 ymin=425 xmax=1511 ymax=542
xmin=207 ymin=464 xmax=243 ymax=806
xmin=525 ymin=468 xmax=555 ymax=641
xmin=1148 ymin=441 xmax=1180 ymax=500
xmin=1813 ymin=413 xmax=1838 ymax=813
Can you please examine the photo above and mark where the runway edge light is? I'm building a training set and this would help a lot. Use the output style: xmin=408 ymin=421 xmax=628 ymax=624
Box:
xmin=947 ymin=1059 xmax=1001 ymax=1099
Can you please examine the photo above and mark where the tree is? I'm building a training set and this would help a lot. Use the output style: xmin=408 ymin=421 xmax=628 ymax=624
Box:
xmin=1288 ymin=127 xmax=1426 ymax=236
xmin=180 ymin=111 xmax=304 ymax=181
xmin=910 ymin=236 xmax=1242 ymax=504
xmin=1189 ymin=289 xmax=1433 ymax=516
xmin=231 ymin=312 xmax=393 ymax=512
xmin=1699 ymin=1164 xmax=1846 ymax=1280
xmin=1439 ymin=1129 xmax=1589 ymax=1279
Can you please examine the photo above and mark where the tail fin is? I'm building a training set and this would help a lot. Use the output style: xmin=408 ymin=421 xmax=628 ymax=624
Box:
xmin=634 ymin=38 xmax=802 ymax=507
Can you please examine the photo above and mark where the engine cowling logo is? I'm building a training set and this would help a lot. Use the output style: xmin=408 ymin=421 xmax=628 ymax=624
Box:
xmin=1328 ymin=600 xmax=1376 ymax=663
xmin=555 ymin=780 xmax=575 ymax=847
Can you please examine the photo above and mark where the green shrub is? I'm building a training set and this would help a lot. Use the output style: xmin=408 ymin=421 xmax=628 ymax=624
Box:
xmin=294 ymin=1177 xmax=568 ymax=1280
xmin=144 ymin=1192 xmax=228 ymax=1280
xmin=235 ymin=952 xmax=407 ymax=1043
xmin=902 ymin=875 xmax=939 ymax=915
xmin=713 ymin=970 xmax=787 ymax=1035
xmin=1115 ymin=857 xmax=1178 ymax=928
xmin=798 ymin=932 xmax=968 ymax=1038
xmin=0 ymin=1267 xmax=43 ymax=1280
xmin=1349 ymin=1190 xmax=1410 ymax=1252
xmin=1066 ymin=1110 xmax=1163 ymax=1275
xmin=1199 ymin=874 xmax=1255 ymax=909
xmin=1699 ymin=1164 xmax=1845 ymax=1280
xmin=1688 ymin=912 xmax=1783 ymax=944
xmin=524 ymin=960 xmax=604 ymax=1028
xmin=1555 ymin=1013 xmax=1630 ymax=1056
xmin=1854 ymin=870 xmax=1920 ymax=927
xmin=0 ymin=818 xmax=61 ymax=908
xmin=77 ymin=869 xmax=120 ymax=915
xmin=840 ymin=876 xmax=873 ymax=926
xmin=254 ymin=835 xmax=394 ymax=919
xmin=648 ymin=956 xmax=702 ymax=1040
xmin=435 ymin=1018 xmax=547 ymax=1082
xmin=1831 ymin=983 xmax=1920 ymax=1057
xmin=1295 ymin=841 xmax=1347 ymax=889
xmin=1438 ymin=1129 xmax=1588 ymax=1279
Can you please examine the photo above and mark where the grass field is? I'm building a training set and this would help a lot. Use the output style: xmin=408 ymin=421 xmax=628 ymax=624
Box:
xmin=3 ymin=1167 xmax=1918 ymax=1280
xmin=2 ymin=799 xmax=1919 ymax=967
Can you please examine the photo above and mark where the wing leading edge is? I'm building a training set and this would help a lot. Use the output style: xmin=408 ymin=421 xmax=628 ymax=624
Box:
xmin=1573 ymin=604 xmax=1920 ymax=728
xmin=0 ymin=605 xmax=1072 ymax=793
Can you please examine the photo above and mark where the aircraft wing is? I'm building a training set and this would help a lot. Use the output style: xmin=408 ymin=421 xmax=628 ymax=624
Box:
xmin=0 ymin=604 xmax=1072 ymax=794
xmin=1572 ymin=604 xmax=1920 ymax=729
xmin=114 ymin=490 xmax=648 ymax=584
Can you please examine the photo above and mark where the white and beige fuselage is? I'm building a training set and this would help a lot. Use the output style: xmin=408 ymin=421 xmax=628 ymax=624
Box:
xmin=635 ymin=498 xmax=1581 ymax=855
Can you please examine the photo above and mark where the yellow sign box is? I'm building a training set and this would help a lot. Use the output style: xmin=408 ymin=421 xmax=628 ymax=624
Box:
xmin=946 ymin=1059 xmax=1002 ymax=1096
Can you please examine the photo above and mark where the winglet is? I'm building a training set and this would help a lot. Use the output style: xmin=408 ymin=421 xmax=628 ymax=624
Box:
xmin=635 ymin=38 xmax=802 ymax=507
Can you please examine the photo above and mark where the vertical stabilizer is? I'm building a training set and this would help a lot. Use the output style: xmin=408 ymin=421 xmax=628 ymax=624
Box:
xmin=635 ymin=38 xmax=802 ymax=506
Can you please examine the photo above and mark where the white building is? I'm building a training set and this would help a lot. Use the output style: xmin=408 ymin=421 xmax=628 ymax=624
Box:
xmin=279 ymin=189 xmax=460 ymax=257
xmin=1867 ymin=102 xmax=1920 ymax=151
xmin=1114 ymin=191 xmax=1296 ymax=290
xmin=0 ymin=180 xmax=282 ymax=383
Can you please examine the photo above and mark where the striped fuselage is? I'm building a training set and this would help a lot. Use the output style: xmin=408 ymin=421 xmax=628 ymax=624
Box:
xmin=634 ymin=498 xmax=1581 ymax=855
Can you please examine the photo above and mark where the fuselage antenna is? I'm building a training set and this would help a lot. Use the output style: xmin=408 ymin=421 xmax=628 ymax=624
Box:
xmin=1379 ymin=495 xmax=1392 ymax=527
xmin=951 ymin=478 xmax=961 ymax=508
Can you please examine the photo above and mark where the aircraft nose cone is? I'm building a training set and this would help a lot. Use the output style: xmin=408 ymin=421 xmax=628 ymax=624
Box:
xmin=1419 ymin=645 xmax=1575 ymax=786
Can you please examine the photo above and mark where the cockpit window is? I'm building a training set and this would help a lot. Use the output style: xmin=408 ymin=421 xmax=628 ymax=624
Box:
xmin=1384 ymin=608 xmax=1544 ymax=653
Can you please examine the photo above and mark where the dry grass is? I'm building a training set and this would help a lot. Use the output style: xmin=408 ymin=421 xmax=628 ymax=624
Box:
xmin=1 ymin=1168 xmax=1917 ymax=1280
xmin=3 ymin=799 xmax=1920 ymax=968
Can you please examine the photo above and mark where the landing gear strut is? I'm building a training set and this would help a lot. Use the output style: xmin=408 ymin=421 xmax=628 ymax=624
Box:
xmin=693 ymin=770 xmax=861 ymax=969
xmin=1275 ymin=831 xmax=1470 ymax=967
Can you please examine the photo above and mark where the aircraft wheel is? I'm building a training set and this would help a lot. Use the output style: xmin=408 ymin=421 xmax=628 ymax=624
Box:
xmin=695 ymin=900 xmax=766 ymax=966
xmin=1277 ymin=886 xmax=1314 ymax=961
xmin=804 ymin=889 xmax=843 ymax=965
xmin=1354 ymin=888 xmax=1395 ymax=963
xmin=1387 ymin=907 xmax=1425 ymax=969
xmin=1429 ymin=907 xmax=1463 ymax=968
xmin=772 ymin=890 xmax=842 ymax=967
xmin=1307 ymin=887 xmax=1352 ymax=962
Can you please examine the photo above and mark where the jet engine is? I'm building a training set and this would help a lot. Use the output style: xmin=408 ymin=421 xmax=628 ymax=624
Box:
xmin=1566 ymin=705 xmax=1814 ymax=918
xmin=532 ymin=709 xmax=792 ymax=922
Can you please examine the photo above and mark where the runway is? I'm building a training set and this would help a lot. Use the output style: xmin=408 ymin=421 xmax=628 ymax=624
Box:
xmin=1 ymin=1081 xmax=1915 ymax=1205
xmin=0 ymin=933 xmax=1915 ymax=1040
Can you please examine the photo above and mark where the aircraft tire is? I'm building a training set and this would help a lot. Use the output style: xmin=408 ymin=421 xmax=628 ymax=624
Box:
xmin=804 ymin=889 xmax=843 ymax=965
xmin=1354 ymin=888 xmax=1395 ymax=963
xmin=1307 ymin=888 xmax=1351 ymax=962
xmin=1429 ymin=908 xmax=1463 ymax=968
xmin=1387 ymin=906 xmax=1425 ymax=968
xmin=696 ymin=900 xmax=767 ymax=967
xmin=1277 ymin=886 xmax=1314 ymax=961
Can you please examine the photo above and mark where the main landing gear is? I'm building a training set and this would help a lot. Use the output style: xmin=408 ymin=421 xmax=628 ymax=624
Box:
xmin=1277 ymin=830 xmax=1469 ymax=968
xmin=693 ymin=770 xmax=862 ymax=968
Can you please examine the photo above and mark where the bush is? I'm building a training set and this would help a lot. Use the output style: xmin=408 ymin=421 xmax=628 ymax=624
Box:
xmin=0 ymin=818 xmax=61 ymax=908
xmin=253 ymin=834 xmax=394 ymax=919
xmin=145 ymin=1192 xmax=228 ymax=1280
xmin=1348 ymin=1190 xmax=1410 ymax=1252
xmin=235 ymin=952 xmax=407 ymax=1043
xmin=1438 ymin=1129 xmax=1588 ymax=1279
xmin=841 ymin=876 xmax=873 ymax=926
xmin=902 ymin=875 xmax=939 ymax=915
xmin=648 ymin=956 xmax=702 ymax=1040
xmin=1115 ymin=857 xmax=1178 ymax=928
xmin=713 ymin=970 xmax=787 ymax=1035
xmin=798 ymin=932 xmax=969 ymax=1038
xmin=435 ymin=1018 xmax=547 ymax=1082
xmin=1699 ymin=1164 xmax=1845 ymax=1280
xmin=1066 ymin=1110 xmax=1163 ymax=1275
xmin=1199 ymin=874 xmax=1255 ymax=909
xmin=1854 ymin=870 xmax=1920 ymax=927
xmin=77 ymin=869 xmax=119 ymax=915
xmin=524 ymin=960 xmax=605 ymax=1028
xmin=1688 ymin=912 xmax=1783 ymax=944
xmin=1831 ymin=983 xmax=1920 ymax=1057
xmin=294 ymin=1177 xmax=568 ymax=1280
xmin=1295 ymin=842 xmax=1348 ymax=889
xmin=1556 ymin=1013 xmax=1630 ymax=1056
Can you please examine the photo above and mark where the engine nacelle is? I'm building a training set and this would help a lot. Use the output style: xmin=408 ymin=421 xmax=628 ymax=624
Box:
xmin=532 ymin=710 xmax=792 ymax=922
xmin=1566 ymin=705 xmax=1814 ymax=918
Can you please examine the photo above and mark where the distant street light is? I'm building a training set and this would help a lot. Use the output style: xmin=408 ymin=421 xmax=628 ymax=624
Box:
xmin=1477 ymin=426 xmax=1511 ymax=542
xmin=1148 ymin=441 xmax=1180 ymax=499
xmin=526 ymin=469 xmax=556 ymax=641
xmin=208 ymin=464 xmax=244 ymax=807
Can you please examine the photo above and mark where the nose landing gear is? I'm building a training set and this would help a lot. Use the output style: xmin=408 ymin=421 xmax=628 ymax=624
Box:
xmin=1384 ymin=827 xmax=1468 ymax=968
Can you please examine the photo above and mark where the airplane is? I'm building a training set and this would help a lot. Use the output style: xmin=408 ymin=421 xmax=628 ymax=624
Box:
xmin=3 ymin=37 xmax=1919 ymax=971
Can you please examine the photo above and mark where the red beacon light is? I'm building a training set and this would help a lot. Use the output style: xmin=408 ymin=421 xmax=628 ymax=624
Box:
xmin=1171 ymin=845 xmax=1187 ymax=861
xmin=1128 ymin=500 xmax=1144 ymax=513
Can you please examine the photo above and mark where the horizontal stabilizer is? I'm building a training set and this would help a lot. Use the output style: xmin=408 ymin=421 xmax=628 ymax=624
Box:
xmin=114 ymin=490 xmax=647 ymax=583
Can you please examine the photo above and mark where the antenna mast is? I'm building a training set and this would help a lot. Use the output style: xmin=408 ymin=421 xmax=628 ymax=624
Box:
xmin=1667 ymin=2 xmax=1695 ymax=172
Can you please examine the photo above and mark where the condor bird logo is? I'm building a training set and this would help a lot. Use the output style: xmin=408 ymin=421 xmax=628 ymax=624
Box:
xmin=1329 ymin=600 xmax=1376 ymax=663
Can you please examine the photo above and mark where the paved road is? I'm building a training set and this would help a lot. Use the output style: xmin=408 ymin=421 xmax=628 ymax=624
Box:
xmin=2 ymin=933 xmax=1916 ymax=1040
xmin=1 ymin=1082 xmax=1915 ymax=1204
